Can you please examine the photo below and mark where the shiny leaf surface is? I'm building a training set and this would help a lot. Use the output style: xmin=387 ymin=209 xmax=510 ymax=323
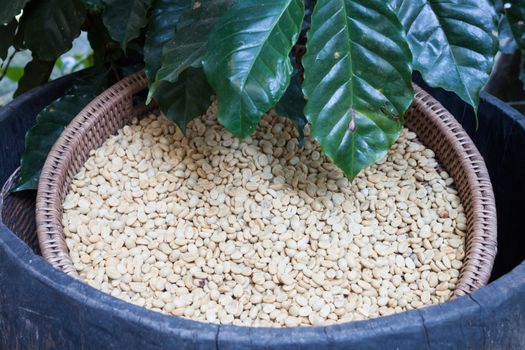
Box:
xmin=144 ymin=0 xmax=190 ymax=84
xmin=203 ymin=0 xmax=304 ymax=138
xmin=153 ymin=68 xmax=212 ymax=133
xmin=302 ymin=0 xmax=413 ymax=179
xmin=392 ymin=0 xmax=498 ymax=111
xmin=154 ymin=0 xmax=233 ymax=87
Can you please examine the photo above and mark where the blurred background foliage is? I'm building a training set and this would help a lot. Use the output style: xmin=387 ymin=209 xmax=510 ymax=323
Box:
xmin=0 ymin=33 xmax=93 ymax=107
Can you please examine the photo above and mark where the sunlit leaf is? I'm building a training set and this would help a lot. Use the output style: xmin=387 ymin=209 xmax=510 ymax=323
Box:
xmin=203 ymin=0 xmax=304 ymax=138
xmin=302 ymin=0 xmax=413 ymax=179
xmin=392 ymin=0 xmax=498 ymax=111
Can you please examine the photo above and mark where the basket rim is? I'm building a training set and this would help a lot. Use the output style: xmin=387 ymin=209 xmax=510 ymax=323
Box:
xmin=36 ymin=70 xmax=497 ymax=299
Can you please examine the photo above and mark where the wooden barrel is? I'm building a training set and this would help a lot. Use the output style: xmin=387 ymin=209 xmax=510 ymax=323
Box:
xmin=1 ymin=75 xmax=524 ymax=349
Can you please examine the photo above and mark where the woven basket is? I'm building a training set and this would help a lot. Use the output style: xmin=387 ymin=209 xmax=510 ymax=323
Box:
xmin=36 ymin=71 xmax=497 ymax=297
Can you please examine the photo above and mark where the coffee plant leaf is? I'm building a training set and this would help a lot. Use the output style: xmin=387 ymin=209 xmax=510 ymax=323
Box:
xmin=302 ymin=0 xmax=413 ymax=179
xmin=102 ymin=0 xmax=152 ymax=51
xmin=144 ymin=0 xmax=190 ymax=84
xmin=392 ymin=0 xmax=498 ymax=112
xmin=153 ymin=67 xmax=213 ymax=133
xmin=0 ymin=0 xmax=30 ymax=25
xmin=14 ymin=70 xmax=109 ymax=192
xmin=275 ymin=67 xmax=307 ymax=147
xmin=154 ymin=0 xmax=234 ymax=89
xmin=203 ymin=0 xmax=304 ymax=138
xmin=15 ymin=0 xmax=86 ymax=61
xmin=14 ymin=59 xmax=56 ymax=97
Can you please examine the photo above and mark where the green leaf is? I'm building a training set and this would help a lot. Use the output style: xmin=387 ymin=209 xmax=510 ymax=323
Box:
xmin=14 ymin=59 xmax=55 ymax=97
xmin=0 ymin=0 xmax=29 ymax=24
xmin=0 ymin=19 xmax=17 ymax=60
xmin=153 ymin=67 xmax=212 ymax=132
xmin=275 ymin=66 xmax=307 ymax=146
xmin=102 ymin=0 xmax=152 ymax=50
xmin=87 ymin=14 xmax=123 ymax=65
xmin=505 ymin=1 xmax=525 ymax=84
xmin=15 ymin=0 xmax=86 ymax=61
xmin=144 ymin=0 xmax=190 ymax=84
xmin=392 ymin=0 xmax=498 ymax=111
xmin=203 ymin=0 xmax=305 ymax=138
xmin=13 ymin=70 xmax=108 ymax=192
xmin=302 ymin=0 xmax=413 ymax=180
xmin=13 ymin=96 xmax=90 ymax=191
xmin=154 ymin=0 xmax=234 ymax=86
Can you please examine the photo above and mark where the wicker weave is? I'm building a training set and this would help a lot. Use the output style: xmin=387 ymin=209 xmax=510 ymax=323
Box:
xmin=36 ymin=71 xmax=497 ymax=296
xmin=1 ymin=168 xmax=40 ymax=254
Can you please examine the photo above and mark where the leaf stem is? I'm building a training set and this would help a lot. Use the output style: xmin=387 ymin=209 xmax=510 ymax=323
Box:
xmin=0 ymin=50 xmax=17 ymax=82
